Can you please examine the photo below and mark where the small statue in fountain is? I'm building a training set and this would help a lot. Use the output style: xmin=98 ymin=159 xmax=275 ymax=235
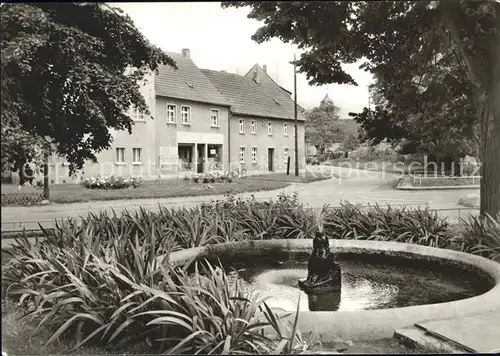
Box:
xmin=298 ymin=211 xmax=341 ymax=294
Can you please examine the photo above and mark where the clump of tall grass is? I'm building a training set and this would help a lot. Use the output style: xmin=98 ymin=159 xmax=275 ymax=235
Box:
xmin=3 ymin=192 xmax=499 ymax=354
xmin=455 ymin=214 xmax=500 ymax=262
xmin=3 ymin=233 xmax=307 ymax=354
xmin=322 ymin=202 xmax=450 ymax=246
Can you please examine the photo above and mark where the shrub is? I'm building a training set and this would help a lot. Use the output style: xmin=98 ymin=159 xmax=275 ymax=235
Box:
xmin=455 ymin=214 xmax=500 ymax=262
xmin=330 ymin=151 xmax=344 ymax=160
xmin=322 ymin=202 xmax=450 ymax=247
xmin=2 ymin=232 xmax=306 ymax=354
xmin=81 ymin=176 xmax=144 ymax=190
xmin=458 ymin=194 xmax=479 ymax=208
xmin=191 ymin=174 xmax=199 ymax=183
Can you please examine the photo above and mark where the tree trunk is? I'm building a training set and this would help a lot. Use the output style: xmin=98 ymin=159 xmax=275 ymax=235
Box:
xmin=439 ymin=1 xmax=500 ymax=218
xmin=479 ymin=91 xmax=500 ymax=218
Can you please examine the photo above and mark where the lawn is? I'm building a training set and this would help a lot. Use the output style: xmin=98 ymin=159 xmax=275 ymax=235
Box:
xmin=1 ymin=172 xmax=330 ymax=206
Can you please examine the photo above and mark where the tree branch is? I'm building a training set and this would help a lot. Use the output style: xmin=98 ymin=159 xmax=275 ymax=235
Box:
xmin=438 ymin=1 xmax=484 ymax=89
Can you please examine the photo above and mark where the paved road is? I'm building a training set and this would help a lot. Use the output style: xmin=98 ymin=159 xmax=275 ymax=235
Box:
xmin=1 ymin=166 xmax=479 ymax=232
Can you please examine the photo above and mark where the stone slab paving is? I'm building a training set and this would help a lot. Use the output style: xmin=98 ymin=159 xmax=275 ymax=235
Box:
xmin=415 ymin=312 xmax=500 ymax=353
xmin=395 ymin=327 xmax=467 ymax=353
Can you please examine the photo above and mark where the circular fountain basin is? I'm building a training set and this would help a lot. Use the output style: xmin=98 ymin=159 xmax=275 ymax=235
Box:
xmin=166 ymin=239 xmax=500 ymax=341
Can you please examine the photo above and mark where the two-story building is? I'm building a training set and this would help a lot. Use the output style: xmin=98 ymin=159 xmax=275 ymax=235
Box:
xmin=202 ymin=64 xmax=306 ymax=174
xmin=48 ymin=49 xmax=305 ymax=183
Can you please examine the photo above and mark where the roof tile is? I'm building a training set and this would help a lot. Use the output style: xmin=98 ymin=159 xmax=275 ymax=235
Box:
xmin=201 ymin=68 xmax=305 ymax=121
xmin=155 ymin=52 xmax=230 ymax=107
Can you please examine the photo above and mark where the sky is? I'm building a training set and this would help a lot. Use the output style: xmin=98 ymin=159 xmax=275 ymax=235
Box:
xmin=114 ymin=2 xmax=373 ymax=119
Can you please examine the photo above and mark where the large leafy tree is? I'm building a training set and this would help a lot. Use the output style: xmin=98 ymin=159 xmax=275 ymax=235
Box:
xmin=1 ymin=3 xmax=175 ymax=172
xmin=222 ymin=0 xmax=500 ymax=217
xmin=305 ymin=97 xmax=342 ymax=153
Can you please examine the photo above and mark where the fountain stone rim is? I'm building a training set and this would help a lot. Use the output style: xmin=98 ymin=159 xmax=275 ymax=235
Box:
xmin=165 ymin=239 xmax=500 ymax=341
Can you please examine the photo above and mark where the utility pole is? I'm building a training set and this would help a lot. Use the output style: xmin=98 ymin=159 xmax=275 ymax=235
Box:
xmin=43 ymin=148 xmax=50 ymax=200
xmin=293 ymin=54 xmax=299 ymax=177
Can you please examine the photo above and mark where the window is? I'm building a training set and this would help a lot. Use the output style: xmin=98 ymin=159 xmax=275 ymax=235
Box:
xmin=293 ymin=125 xmax=297 ymax=137
xmin=239 ymin=119 xmax=245 ymax=134
xmin=210 ymin=109 xmax=219 ymax=127
xmin=239 ymin=147 xmax=245 ymax=163
xmin=115 ymin=147 xmax=125 ymax=163
xmin=268 ymin=122 xmax=273 ymax=135
xmin=132 ymin=148 xmax=142 ymax=164
xmin=284 ymin=123 xmax=288 ymax=136
xmin=251 ymin=147 xmax=257 ymax=163
xmin=284 ymin=148 xmax=289 ymax=164
xmin=181 ymin=106 xmax=191 ymax=124
xmin=251 ymin=120 xmax=257 ymax=134
xmin=166 ymin=104 xmax=176 ymax=123
xmin=129 ymin=106 xmax=145 ymax=121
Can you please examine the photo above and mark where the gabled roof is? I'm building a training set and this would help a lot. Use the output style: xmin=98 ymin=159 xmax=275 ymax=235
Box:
xmin=201 ymin=68 xmax=305 ymax=121
xmin=155 ymin=52 xmax=230 ymax=107
xmin=244 ymin=64 xmax=306 ymax=113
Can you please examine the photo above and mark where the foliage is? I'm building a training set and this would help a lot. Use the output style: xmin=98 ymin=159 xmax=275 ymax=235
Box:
xmin=323 ymin=203 xmax=450 ymax=247
xmin=3 ymin=192 xmax=500 ymax=353
xmin=305 ymin=97 xmax=342 ymax=154
xmin=221 ymin=0 xmax=500 ymax=217
xmin=192 ymin=172 xmax=231 ymax=184
xmin=457 ymin=214 xmax=500 ymax=262
xmin=1 ymin=191 xmax=45 ymax=207
xmin=81 ymin=176 xmax=144 ymax=190
xmin=2 ymin=239 xmax=304 ymax=354
xmin=317 ymin=151 xmax=343 ymax=163
xmin=1 ymin=3 xmax=175 ymax=172
xmin=342 ymin=132 xmax=360 ymax=152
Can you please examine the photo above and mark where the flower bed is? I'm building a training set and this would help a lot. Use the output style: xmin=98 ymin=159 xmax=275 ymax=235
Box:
xmin=80 ymin=175 xmax=144 ymax=189
xmin=190 ymin=171 xmax=232 ymax=184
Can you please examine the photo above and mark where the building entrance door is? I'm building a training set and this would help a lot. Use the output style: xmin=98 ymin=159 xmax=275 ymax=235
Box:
xmin=268 ymin=148 xmax=274 ymax=171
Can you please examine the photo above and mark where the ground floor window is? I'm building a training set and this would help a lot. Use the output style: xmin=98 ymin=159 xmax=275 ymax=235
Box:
xmin=284 ymin=148 xmax=289 ymax=164
xmin=251 ymin=147 xmax=257 ymax=163
xmin=132 ymin=148 xmax=142 ymax=163
xmin=239 ymin=147 xmax=245 ymax=163
xmin=116 ymin=147 xmax=125 ymax=163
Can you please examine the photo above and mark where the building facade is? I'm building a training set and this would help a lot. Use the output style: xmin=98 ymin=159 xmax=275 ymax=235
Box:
xmin=48 ymin=49 xmax=305 ymax=183
xmin=202 ymin=64 xmax=306 ymax=175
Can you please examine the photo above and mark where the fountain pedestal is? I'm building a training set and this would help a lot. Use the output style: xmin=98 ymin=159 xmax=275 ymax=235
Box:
xmin=298 ymin=231 xmax=341 ymax=294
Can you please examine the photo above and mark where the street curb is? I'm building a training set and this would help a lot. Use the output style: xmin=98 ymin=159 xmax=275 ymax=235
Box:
xmin=396 ymin=179 xmax=480 ymax=191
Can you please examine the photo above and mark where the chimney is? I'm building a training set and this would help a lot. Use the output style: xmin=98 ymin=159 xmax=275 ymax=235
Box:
xmin=263 ymin=64 xmax=267 ymax=73
xmin=253 ymin=70 xmax=259 ymax=83
xmin=181 ymin=48 xmax=190 ymax=58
